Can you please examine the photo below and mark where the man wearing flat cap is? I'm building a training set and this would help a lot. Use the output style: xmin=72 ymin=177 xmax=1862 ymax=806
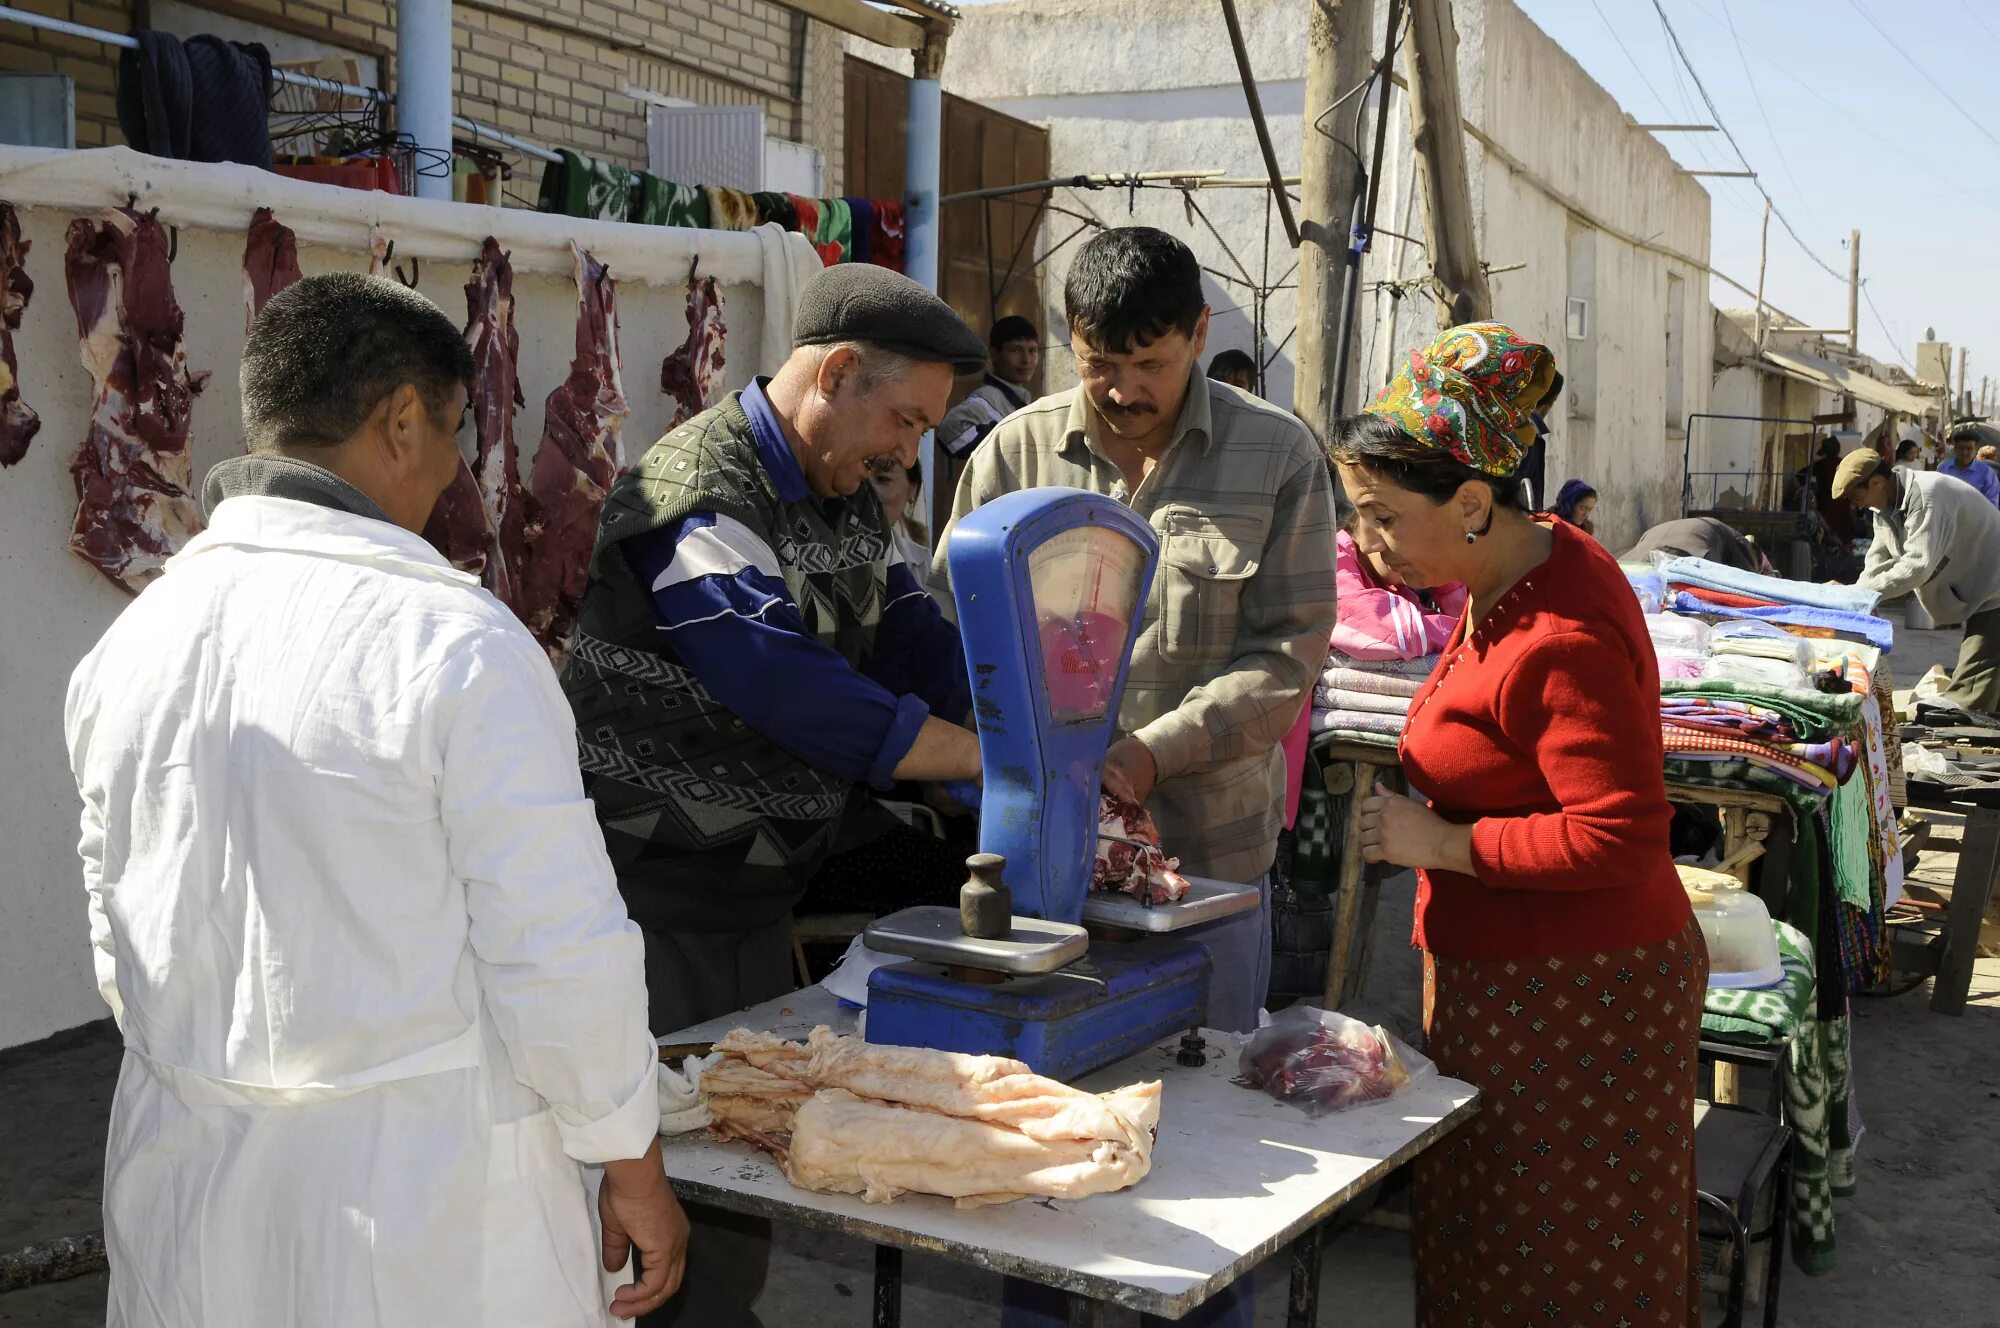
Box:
xmin=1837 ymin=447 xmax=2000 ymax=712
xmin=561 ymin=265 xmax=986 ymax=1326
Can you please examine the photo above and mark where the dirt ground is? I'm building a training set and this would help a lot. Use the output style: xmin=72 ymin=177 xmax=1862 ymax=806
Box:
xmin=5 ymin=628 xmax=1998 ymax=1326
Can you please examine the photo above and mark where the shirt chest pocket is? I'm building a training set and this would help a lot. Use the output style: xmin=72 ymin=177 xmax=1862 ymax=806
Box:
xmin=1158 ymin=528 xmax=1261 ymax=664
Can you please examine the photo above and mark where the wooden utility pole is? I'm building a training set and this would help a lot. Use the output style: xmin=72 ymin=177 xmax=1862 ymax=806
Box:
xmin=1961 ymin=347 xmax=1971 ymax=418
xmin=1753 ymin=199 xmax=1771 ymax=348
xmin=1847 ymin=228 xmax=1861 ymax=350
xmin=1405 ymin=0 xmax=1490 ymax=325
xmin=1295 ymin=0 xmax=1377 ymax=442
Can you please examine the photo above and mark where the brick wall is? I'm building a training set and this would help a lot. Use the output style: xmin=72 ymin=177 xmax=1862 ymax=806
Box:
xmin=0 ymin=0 xmax=843 ymax=201
xmin=0 ymin=0 xmax=137 ymax=147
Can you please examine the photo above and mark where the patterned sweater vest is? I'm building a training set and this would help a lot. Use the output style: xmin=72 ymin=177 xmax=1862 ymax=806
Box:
xmin=561 ymin=394 xmax=890 ymax=934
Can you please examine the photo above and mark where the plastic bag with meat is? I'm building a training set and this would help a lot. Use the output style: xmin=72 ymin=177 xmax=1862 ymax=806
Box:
xmin=1235 ymin=1005 xmax=1433 ymax=1116
xmin=1092 ymin=790 xmax=1191 ymax=904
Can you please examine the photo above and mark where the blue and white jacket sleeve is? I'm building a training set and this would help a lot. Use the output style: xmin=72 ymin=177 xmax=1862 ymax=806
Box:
xmin=623 ymin=513 xmax=929 ymax=789
xmin=867 ymin=539 xmax=973 ymax=723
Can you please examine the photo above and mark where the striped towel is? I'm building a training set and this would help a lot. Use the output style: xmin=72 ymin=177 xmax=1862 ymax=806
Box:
xmin=1313 ymin=686 xmax=1412 ymax=716
xmin=1656 ymin=555 xmax=1881 ymax=615
xmin=1321 ymin=665 xmax=1427 ymax=700
xmin=1667 ymin=594 xmax=1896 ymax=651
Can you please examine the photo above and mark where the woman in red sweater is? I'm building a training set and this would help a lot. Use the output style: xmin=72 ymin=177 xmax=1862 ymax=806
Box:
xmin=1339 ymin=323 xmax=1703 ymax=1328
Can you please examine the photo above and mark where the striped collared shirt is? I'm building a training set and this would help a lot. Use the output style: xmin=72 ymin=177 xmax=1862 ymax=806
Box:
xmin=932 ymin=373 xmax=1337 ymax=883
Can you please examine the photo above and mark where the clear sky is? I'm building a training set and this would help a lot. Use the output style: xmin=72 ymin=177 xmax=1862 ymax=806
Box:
xmin=1515 ymin=0 xmax=1986 ymax=384
xmin=951 ymin=0 xmax=1986 ymax=385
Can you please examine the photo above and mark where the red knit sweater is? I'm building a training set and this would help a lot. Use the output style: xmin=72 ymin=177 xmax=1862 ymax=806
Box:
xmin=1399 ymin=520 xmax=1692 ymax=960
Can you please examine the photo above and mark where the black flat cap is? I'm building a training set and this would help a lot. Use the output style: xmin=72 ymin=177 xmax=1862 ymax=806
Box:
xmin=793 ymin=264 xmax=988 ymax=372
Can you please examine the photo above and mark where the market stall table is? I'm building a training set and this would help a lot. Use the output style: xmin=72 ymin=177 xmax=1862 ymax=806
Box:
xmin=657 ymin=986 xmax=1479 ymax=1325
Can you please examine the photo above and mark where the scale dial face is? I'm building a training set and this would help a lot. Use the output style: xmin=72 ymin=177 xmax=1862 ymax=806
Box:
xmin=1026 ymin=525 xmax=1148 ymax=723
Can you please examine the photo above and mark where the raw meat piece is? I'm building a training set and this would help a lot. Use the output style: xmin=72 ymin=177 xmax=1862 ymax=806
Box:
xmin=0 ymin=202 xmax=40 ymax=467
xmin=1235 ymin=1008 xmax=1414 ymax=1116
xmin=463 ymin=238 xmax=530 ymax=603
xmin=64 ymin=207 xmax=208 ymax=594
xmin=785 ymin=1083 xmax=1160 ymax=1207
xmin=420 ymin=461 xmax=488 ymax=578
xmin=1092 ymin=791 xmax=1192 ymax=904
xmin=691 ymin=1026 xmax=1162 ymax=1206
xmin=366 ymin=226 xmax=389 ymax=277
xmin=516 ymin=244 xmax=628 ymax=660
xmin=242 ymin=206 xmax=301 ymax=331
xmin=658 ymin=274 xmax=725 ymax=428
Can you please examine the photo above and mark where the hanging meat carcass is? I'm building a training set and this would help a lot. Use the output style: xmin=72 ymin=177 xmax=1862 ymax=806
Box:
xmin=242 ymin=206 xmax=301 ymax=332
xmin=420 ymin=461 xmax=490 ymax=578
xmin=516 ymin=244 xmax=628 ymax=662
xmin=454 ymin=238 xmax=531 ymax=601
xmin=659 ymin=273 xmax=725 ymax=429
xmin=64 ymin=207 xmax=208 ymax=594
xmin=0 ymin=202 xmax=40 ymax=467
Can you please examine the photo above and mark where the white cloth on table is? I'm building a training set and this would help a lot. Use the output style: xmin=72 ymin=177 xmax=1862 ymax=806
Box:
xmin=66 ymin=496 xmax=659 ymax=1328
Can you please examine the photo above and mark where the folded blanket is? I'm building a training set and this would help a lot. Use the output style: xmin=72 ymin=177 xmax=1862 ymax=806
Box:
xmin=1313 ymin=685 xmax=1411 ymax=716
xmin=1668 ymin=593 xmax=1896 ymax=651
xmin=1322 ymin=667 xmax=1425 ymax=700
xmin=1662 ymin=679 xmax=1861 ymax=738
xmin=1672 ymin=582 xmax=1781 ymax=610
xmin=1655 ymin=555 xmax=1881 ymax=615
xmin=1309 ymin=708 xmax=1405 ymax=738
xmin=1662 ymin=730 xmax=1839 ymax=789
xmin=1703 ymin=919 xmax=1814 ymax=1043
xmin=1310 ymin=727 xmax=1401 ymax=752
xmin=1324 ymin=648 xmax=1438 ymax=681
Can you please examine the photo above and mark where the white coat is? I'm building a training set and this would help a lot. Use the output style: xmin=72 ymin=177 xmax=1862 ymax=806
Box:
xmin=64 ymin=495 xmax=661 ymax=1328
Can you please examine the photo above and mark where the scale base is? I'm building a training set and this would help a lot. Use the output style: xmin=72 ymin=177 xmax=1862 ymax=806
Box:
xmin=864 ymin=936 xmax=1211 ymax=1082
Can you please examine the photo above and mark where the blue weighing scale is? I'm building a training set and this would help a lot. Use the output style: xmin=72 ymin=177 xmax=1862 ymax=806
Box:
xmin=863 ymin=488 xmax=1261 ymax=1082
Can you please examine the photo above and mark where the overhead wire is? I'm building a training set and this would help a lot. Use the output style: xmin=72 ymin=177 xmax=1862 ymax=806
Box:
xmin=1719 ymin=0 xmax=1824 ymax=234
xmin=1646 ymin=0 xmax=1850 ymax=285
xmin=1860 ymin=281 xmax=1915 ymax=372
xmin=1847 ymin=0 xmax=2000 ymax=157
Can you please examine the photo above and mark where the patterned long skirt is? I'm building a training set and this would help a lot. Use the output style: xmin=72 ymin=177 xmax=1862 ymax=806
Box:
xmin=1412 ymin=916 xmax=1708 ymax=1328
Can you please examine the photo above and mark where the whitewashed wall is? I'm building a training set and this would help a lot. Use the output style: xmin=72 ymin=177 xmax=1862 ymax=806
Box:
xmin=0 ymin=148 xmax=811 ymax=1049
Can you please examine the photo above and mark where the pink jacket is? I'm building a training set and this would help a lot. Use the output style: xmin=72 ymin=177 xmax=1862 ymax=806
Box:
xmin=1280 ymin=533 xmax=1467 ymax=829
xmin=1328 ymin=530 xmax=1467 ymax=662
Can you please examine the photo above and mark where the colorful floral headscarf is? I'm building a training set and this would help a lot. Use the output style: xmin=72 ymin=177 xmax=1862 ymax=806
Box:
xmin=1364 ymin=322 xmax=1563 ymax=477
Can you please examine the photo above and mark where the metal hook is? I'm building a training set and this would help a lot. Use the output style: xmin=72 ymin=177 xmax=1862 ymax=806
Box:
xmin=688 ymin=253 xmax=700 ymax=283
xmin=381 ymin=239 xmax=396 ymax=264
xmin=167 ymin=226 xmax=177 ymax=262
xmin=125 ymin=192 xmax=139 ymax=211
xmin=394 ymin=256 xmax=420 ymax=289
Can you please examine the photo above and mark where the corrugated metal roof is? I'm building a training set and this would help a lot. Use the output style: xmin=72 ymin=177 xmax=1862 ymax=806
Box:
xmin=1757 ymin=346 xmax=1939 ymax=416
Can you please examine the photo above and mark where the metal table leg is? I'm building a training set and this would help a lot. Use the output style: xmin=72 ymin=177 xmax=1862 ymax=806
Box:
xmin=872 ymin=1244 xmax=902 ymax=1328
xmin=1287 ymin=1219 xmax=1325 ymax=1328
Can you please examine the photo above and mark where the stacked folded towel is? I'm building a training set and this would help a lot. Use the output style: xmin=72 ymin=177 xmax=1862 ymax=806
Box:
xmin=1309 ymin=650 xmax=1439 ymax=742
xmin=1660 ymin=693 xmax=1859 ymax=790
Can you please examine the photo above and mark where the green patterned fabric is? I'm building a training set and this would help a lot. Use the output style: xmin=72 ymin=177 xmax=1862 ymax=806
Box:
xmin=1659 ymin=678 xmax=1862 ymax=739
xmin=1702 ymin=920 xmax=1813 ymax=1044
xmin=630 ymin=174 xmax=709 ymax=228
xmin=1699 ymin=919 xmax=1847 ymax=1274
xmin=535 ymin=149 xmax=631 ymax=222
xmin=560 ymin=394 xmax=893 ymax=937
xmin=1363 ymin=322 xmax=1562 ymax=477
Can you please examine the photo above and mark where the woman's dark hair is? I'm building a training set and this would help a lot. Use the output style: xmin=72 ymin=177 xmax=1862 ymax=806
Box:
xmin=1896 ymin=438 xmax=1920 ymax=460
xmin=1064 ymin=226 xmax=1204 ymax=354
xmin=1327 ymin=412 xmax=1528 ymax=511
xmin=1206 ymin=348 xmax=1257 ymax=383
xmin=1552 ymin=478 xmax=1597 ymax=523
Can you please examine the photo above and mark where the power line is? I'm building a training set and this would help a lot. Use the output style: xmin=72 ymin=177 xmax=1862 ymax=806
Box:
xmin=1647 ymin=0 xmax=1850 ymax=284
xmin=1958 ymin=0 xmax=2000 ymax=48
xmin=1588 ymin=0 xmax=1674 ymax=119
xmin=1719 ymin=0 xmax=1823 ymax=234
xmin=1848 ymin=0 xmax=2000 ymax=156
xmin=1860 ymin=280 xmax=1913 ymax=372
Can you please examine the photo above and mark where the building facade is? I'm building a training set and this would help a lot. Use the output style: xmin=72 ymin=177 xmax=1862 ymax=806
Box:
xmin=931 ymin=0 xmax=1715 ymax=551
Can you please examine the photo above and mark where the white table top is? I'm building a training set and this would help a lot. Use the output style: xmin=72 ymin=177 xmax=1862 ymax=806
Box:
xmin=658 ymin=988 xmax=1478 ymax=1318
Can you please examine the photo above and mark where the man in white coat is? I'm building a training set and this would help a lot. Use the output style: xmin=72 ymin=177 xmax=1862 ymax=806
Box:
xmin=65 ymin=273 xmax=686 ymax=1326
xmin=1836 ymin=447 xmax=2000 ymax=712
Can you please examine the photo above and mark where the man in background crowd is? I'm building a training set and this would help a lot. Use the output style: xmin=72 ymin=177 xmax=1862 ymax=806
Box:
xmin=1937 ymin=428 xmax=2000 ymax=507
